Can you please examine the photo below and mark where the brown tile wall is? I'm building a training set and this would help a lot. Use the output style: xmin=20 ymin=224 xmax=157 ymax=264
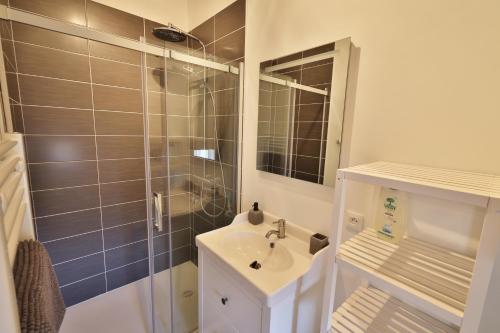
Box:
xmin=0 ymin=1 xmax=197 ymax=306
xmin=189 ymin=0 xmax=245 ymax=64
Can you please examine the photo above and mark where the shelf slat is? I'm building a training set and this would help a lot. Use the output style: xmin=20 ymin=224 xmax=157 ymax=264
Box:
xmin=336 ymin=229 xmax=474 ymax=326
xmin=340 ymin=161 xmax=500 ymax=206
xmin=332 ymin=286 xmax=459 ymax=333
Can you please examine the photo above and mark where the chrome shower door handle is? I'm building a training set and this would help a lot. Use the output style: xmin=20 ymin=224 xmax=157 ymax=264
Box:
xmin=153 ymin=192 xmax=163 ymax=232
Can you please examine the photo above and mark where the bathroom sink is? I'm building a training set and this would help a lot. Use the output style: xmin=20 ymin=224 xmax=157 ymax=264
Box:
xmin=195 ymin=211 xmax=328 ymax=306
xmin=222 ymin=231 xmax=293 ymax=272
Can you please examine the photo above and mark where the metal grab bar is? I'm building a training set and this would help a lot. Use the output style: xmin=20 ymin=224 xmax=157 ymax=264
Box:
xmin=153 ymin=192 xmax=163 ymax=232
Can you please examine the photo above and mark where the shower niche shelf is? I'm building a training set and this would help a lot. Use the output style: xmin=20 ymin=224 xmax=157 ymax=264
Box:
xmin=322 ymin=161 xmax=500 ymax=333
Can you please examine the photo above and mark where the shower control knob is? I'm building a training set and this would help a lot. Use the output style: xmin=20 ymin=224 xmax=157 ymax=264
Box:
xmin=221 ymin=297 xmax=228 ymax=305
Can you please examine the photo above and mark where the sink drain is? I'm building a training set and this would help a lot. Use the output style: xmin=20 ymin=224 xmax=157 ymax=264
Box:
xmin=249 ymin=260 xmax=261 ymax=270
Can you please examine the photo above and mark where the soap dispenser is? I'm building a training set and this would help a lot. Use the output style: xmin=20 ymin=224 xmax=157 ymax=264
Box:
xmin=248 ymin=202 xmax=263 ymax=225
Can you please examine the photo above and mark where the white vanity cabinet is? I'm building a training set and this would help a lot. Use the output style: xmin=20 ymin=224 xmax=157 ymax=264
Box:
xmin=196 ymin=212 xmax=329 ymax=333
xmin=199 ymin=251 xmax=263 ymax=333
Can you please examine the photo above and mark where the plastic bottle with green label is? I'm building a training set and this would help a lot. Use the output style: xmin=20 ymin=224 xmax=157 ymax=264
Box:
xmin=375 ymin=188 xmax=407 ymax=243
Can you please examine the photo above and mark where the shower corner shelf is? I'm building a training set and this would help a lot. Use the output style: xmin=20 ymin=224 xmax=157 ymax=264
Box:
xmin=322 ymin=161 xmax=500 ymax=333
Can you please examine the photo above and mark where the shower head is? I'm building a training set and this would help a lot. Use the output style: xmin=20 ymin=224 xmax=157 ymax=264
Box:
xmin=153 ymin=24 xmax=187 ymax=42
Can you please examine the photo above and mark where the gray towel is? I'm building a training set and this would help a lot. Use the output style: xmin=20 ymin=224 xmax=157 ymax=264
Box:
xmin=13 ymin=240 xmax=66 ymax=333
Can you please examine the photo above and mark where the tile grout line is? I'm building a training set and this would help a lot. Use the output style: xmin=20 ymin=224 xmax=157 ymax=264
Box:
xmin=41 ymin=218 xmax=154 ymax=246
xmin=35 ymin=198 xmax=147 ymax=220
xmin=105 ymin=237 xmax=148 ymax=251
xmin=59 ymin=242 xmax=192 ymax=289
xmin=4 ymin=88 xmax=235 ymax=118
xmin=103 ymin=219 xmax=147 ymax=231
xmin=16 ymin=102 xmax=150 ymax=115
xmin=104 ymin=257 xmax=148 ymax=273
xmin=42 ymin=229 xmax=103 ymax=244
xmin=11 ymin=38 xmax=143 ymax=67
xmin=198 ymin=25 xmax=245 ymax=53
xmin=24 ymin=133 xmax=145 ymax=137
xmin=51 ymin=234 xmax=190 ymax=269
xmin=15 ymin=72 xmax=142 ymax=91
xmin=36 ymin=206 xmax=102 ymax=220
xmin=53 ymin=250 xmax=104 ymax=267
xmin=190 ymin=85 xmax=237 ymax=96
xmin=30 ymin=177 xmax=147 ymax=193
xmin=60 ymin=272 xmax=106 ymax=289
xmin=27 ymin=157 xmax=146 ymax=164
xmin=3 ymin=40 xmax=17 ymax=71
xmin=15 ymin=103 xmax=93 ymax=111
xmin=154 ymin=243 xmax=191 ymax=258
xmin=34 ymin=193 xmax=193 ymax=221
xmin=270 ymin=166 xmax=321 ymax=178
xmin=8 ymin=19 xmax=40 ymax=237
xmin=85 ymin=27 xmax=109 ymax=292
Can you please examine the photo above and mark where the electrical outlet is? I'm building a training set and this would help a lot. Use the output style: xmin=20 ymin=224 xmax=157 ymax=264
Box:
xmin=346 ymin=210 xmax=364 ymax=232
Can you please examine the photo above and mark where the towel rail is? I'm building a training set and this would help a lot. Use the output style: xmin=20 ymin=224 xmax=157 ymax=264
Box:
xmin=0 ymin=134 xmax=33 ymax=263
xmin=0 ymin=171 xmax=22 ymax=212
xmin=4 ymin=186 xmax=24 ymax=236
xmin=0 ymin=140 xmax=16 ymax=157
xmin=0 ymin=133 xmax=34 ymax=333
xmin=7 ymin=202 xmax=27 ymax=264
xmin=0 ymin=155 xmax=20 ymax=187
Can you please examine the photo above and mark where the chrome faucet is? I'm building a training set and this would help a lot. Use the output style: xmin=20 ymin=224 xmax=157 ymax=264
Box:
xmin=265 ymin=219 xmax=286 ymax=239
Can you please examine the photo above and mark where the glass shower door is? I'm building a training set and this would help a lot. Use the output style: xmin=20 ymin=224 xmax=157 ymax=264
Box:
xmin=145 ymin=53 xmax=198 ymax=333
xmin=143 ymin=50 xmax=241 ymax=333
xmin=143 ymin=51 xmax=174 ymax=333
xmin=181 ymin=64 xmax=240 ymax=333
xmin=155 ymin=57 xmax=196 ymax=333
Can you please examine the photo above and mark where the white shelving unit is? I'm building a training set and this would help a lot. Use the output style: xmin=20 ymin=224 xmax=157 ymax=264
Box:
xmin=332 ymin=286 xmax=459 ymax=333
xmin=321 ymin=161 xmax=500 ymax=333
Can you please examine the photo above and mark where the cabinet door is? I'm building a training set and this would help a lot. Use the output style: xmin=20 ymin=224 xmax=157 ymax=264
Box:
xmin=202 ymin=255 xmax=262 ymax=333
xmin=203 ymin=297 xmax=238 ymax=333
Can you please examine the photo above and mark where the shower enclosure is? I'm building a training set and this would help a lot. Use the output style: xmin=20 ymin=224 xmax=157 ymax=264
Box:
xmin=144 ymin=51 xmax=242 ymax=333
xmin=0 ymin=4 xmax=243 ymax=333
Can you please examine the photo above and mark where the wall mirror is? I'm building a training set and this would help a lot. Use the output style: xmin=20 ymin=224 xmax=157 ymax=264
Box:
xmin=256 ymin=38 xmax=351 ymax=187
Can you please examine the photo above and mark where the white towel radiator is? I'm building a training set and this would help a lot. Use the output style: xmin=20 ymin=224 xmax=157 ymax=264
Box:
xmin=0 ymin=133 xmax=35 ymax=333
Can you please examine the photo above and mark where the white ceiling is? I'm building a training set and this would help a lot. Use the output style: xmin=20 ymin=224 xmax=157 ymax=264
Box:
xmin=93 ymin=0 xmax=238 ymax=31
xmin=186 ymin=0 xmax=237 ymax=30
